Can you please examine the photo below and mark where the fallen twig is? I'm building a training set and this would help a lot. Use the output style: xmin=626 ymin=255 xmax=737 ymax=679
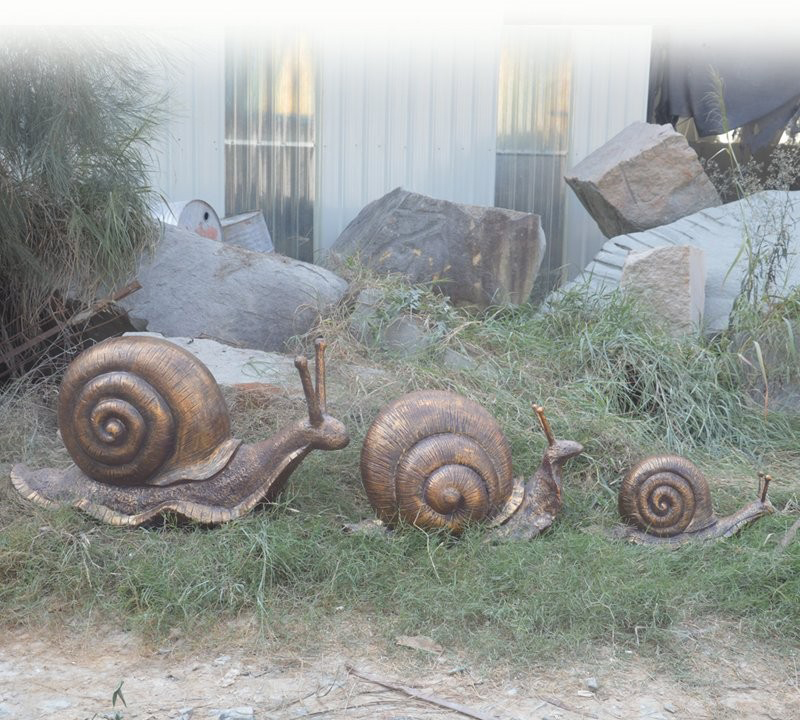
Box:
xmin=539 ymin=694 xmax=599 ymax=719
xmin=779 ymin=516 xmax=800 ymax=550
xmin=346 ymin=664 xmax=501 ymax=720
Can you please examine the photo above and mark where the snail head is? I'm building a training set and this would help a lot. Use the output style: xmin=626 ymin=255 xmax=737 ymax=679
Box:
xmin=533 ymin=404 xmax=583 ymax=464
xmin=293 ymin=338 xmax=349 ymax=450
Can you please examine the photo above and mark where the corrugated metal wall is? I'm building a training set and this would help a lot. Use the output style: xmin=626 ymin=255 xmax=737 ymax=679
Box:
xmin=150 ymin=27 xmax=651 ymax=284
xmin=494 ymin=26 xmax=651 ymax=286
xmin=564 ymin=26 xmax=652 ymax=276
xmin=316 ymin=30 xmax=501 ymax=253
xmin=150 ymin=30 xmax=226 ymax=216
xmin=495 ymin=26 xmax=572 ymax=298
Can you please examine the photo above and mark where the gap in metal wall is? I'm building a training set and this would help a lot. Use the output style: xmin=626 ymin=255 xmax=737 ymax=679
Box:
xmin=495 ymin=27 xmax=572 ymax=302
xmin=225 ymin=30 xmax=316 ymax=262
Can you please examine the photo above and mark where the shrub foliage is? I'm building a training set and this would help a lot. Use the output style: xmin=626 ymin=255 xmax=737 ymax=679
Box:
xmin=0 ymin=29 xmax=165 ymax=374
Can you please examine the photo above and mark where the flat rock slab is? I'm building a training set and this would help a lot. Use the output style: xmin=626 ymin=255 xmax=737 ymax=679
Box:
xmin=565 ymin=121 xmax=721 ymax=237
xmin=559 ymin=190 xmax=800 ymax=333
xmin=120 ymin=225 xmax=347 ymax=352
xmin=620 ymin=245 xmax=706 ymax=336
xmin=327 ymin=187 xmax=545 ymax=308
xmin=123 ymin=332 xmax=393 ymax=407
xmin=124 ymin=332 xmax=301 ymax=392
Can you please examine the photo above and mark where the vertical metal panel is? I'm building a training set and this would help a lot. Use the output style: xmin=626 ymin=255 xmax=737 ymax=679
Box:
xmin=563 ymin=26 xmax=652 ymax=277
xmin=317 ymin=31 xmax=500 ymax=253
xmin=149 ymin=30 xmax=226 ymax=216
xmin=494 ymin=26 xmax=572 ymax=298
xmin=225 ymin=31 xmax=316 ymax=262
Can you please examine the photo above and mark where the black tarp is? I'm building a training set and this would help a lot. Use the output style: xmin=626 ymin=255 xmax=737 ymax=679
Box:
xmin=648 ymin=27 xmax=800 ymax=151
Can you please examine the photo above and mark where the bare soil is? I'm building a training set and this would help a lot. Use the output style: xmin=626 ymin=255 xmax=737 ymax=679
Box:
xmin=1 ymin=619 xmax=798 ymax=720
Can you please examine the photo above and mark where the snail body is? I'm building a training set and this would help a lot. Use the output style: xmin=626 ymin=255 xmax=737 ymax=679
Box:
xmin=11 ymin=336 xmax=349 ymax=525
xmin=617 ymin=454 xmax=774 ymax=545
xmin=360 ymin=393 xmax=582 ymax=537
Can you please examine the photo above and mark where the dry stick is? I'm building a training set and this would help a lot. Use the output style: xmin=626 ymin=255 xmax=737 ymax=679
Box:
xmin=779 ymin=516 xmax=800 ymax=550
xmin=538 ymin=695 xmax=599 ymax=719
xmin=346 ymin=665 xmax=501 ymax=720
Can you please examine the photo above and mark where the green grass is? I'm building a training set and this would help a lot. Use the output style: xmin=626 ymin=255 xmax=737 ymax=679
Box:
xmin=1 ymin=280 xmax=798 ymax=667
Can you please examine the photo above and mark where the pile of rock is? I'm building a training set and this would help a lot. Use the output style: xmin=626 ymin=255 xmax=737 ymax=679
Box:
xmin=110 ymin=188 xmax=548 ymax=387
xmin=559 ymin=190 xmax=800 ymax=334
xmin=562 ymin=120 xmax=799 ymax=337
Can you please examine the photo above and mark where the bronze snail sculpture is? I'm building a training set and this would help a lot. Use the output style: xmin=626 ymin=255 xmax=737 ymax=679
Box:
xmin=11 ymin=335 xmax=349 ymax=526
xmin=359 ymin=390 xmax=583 ymax=538
xmin=615 ymin=454 xmax=774 ymax=545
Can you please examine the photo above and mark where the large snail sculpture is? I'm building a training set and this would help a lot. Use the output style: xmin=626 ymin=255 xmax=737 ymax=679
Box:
xmin=11 ymin=335 xmax=349 ymax=526
xmin=359 ymin=390 xmax=583 ymax=538
xmin=615 ymin=455 xmax=774 ymax=545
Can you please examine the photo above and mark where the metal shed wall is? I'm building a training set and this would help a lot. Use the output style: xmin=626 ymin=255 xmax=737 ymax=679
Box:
xmin=563 ymin=26 xmax=652 ymax=276
xmin=316 ymin=30 xmax=501 ymax=253
xmin=149 ymin=30 xmax=226 ymax=218
xmin=148 ymin=27 xmax=651 ymax=281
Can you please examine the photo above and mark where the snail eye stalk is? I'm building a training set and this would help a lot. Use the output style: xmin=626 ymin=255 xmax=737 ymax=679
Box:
xmin=533 ymin=404 xmax=555 ymax=446
xmin=760 ymin=473 xmax=773 ymax=503
xmin=315 ymin=337 xmax=327 ymax=414
xmin=294 ymin=355 xmax=323 ymax=426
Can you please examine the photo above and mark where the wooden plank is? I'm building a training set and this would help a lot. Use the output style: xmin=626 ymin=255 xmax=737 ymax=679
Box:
xmin=0 ymin=281 xmax=141 ymax=368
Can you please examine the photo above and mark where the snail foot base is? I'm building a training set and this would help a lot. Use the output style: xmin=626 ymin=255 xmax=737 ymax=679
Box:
xmin=10 ymin=459 xmax=293 ymax=527
xmin=611 ymin=500 xmax=774 ymax=545
xmin=489 ymin=474 xmax=563 ymax=542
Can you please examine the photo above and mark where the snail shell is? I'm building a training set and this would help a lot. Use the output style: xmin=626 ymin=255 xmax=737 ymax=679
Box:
xmin=58 ymin=336 xmax=240 ymax=487
xmin=360 ymin=390 xmax=513 ymax=532
xmin=618 ymin=455 xmax=714 ymax=537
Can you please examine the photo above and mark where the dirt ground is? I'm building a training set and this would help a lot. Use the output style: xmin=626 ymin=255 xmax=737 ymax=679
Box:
xmin=1 ymin=618 xmax=798 ymax=720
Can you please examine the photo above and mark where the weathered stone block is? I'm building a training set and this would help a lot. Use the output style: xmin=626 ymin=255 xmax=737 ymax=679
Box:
xmin=327 ymin=187 xmax=545 ymax=308
xmin=565 ymin=122 xmax=721 ymax=237
xmin=620 ymin=245 xmax=706 ymax=336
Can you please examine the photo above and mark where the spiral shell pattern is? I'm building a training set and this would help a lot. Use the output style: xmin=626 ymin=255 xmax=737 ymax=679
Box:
xmin=58 ymin=336 xmax=238 ymax=487
xmin=619 ymin=455 xmax=714 ymax=537
xmin=360 ymin=390 xmax=513 ymax=532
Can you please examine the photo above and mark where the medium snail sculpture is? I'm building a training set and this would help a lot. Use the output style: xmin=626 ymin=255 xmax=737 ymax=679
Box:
xmin=359 ymin=390 xmax=582 ymax=538
xmin=11 ymin=335 xmax=349 ymax=526
xmin=615 ymin=455 xmax=774 ymax=545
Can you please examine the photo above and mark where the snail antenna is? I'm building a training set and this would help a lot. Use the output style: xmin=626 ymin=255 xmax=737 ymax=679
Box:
xmin=295 ymin=355 xmax=323 ymax=426
xmin=315 ymin=337 xmax=327 ymax=414
xmin=760 ymin=473 xmax=773 ymax=504
xmin=533 ymin=403 xmax=555 ymax=446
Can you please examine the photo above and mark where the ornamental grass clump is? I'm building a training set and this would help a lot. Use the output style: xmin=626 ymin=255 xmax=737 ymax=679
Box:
xmin=0 ymin=29 xmax=166 ymax=376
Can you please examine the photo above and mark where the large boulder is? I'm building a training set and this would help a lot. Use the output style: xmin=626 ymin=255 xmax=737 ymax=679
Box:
xmin=327 ymin=187 xmax=546 ymax=308
xmin=120 ymin=225 xmax=347 ymax=351
xmin=558 ymin=190 xmax=800 ymax=333
xmin=565 ymin=122 xmax=721 ymax=237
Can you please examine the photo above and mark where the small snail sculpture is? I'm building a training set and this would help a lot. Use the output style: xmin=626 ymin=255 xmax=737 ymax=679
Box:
xmin=359 ymin=390 xmax=582 ymax=537
xmin=615 ymin=455 xmax=774 ymax=545
xmin=11 ymin=335 xmax=349 ymax=526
